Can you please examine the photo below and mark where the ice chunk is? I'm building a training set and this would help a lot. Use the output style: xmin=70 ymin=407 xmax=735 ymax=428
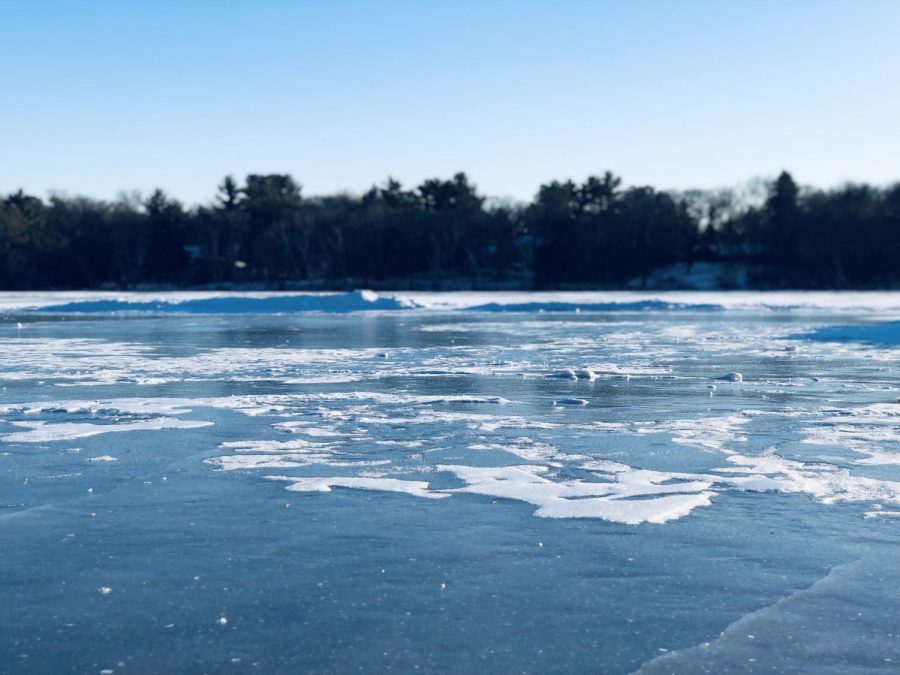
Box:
xmin=553 ymin=398 xmax=589 ymax=406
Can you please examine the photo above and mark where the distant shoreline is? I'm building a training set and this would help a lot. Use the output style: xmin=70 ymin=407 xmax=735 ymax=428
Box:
xmin=6 ymin=262 xmax=899 ymax=293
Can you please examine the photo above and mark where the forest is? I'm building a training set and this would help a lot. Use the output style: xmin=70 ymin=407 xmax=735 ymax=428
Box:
xmin=1 ymin=171 xmax=899 ymax=290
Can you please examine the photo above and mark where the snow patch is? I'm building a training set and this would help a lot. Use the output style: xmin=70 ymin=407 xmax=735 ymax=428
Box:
xmin=2 ymin=418 xmax=212 ymax=442
xmin=265 ymin=475 xmax=449 ymax=499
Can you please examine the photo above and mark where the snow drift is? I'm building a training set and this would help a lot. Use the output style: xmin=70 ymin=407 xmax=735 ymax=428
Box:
xmin=27 ymin=290 xmax=418 ymax=315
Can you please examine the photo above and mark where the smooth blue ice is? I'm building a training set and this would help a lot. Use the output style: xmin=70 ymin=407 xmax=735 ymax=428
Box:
xmin=1 ymin=292 xmax=899 ymax=673
xmin=800 ymin=319 xmax=900 ymax=346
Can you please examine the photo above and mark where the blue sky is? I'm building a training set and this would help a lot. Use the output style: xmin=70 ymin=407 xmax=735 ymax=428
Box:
xmin=2 ymin=0 xmax=898 ymax=205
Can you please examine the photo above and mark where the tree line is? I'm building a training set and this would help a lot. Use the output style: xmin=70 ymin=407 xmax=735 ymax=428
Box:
xmin=1 ymin=171 xmax=898 ymax=289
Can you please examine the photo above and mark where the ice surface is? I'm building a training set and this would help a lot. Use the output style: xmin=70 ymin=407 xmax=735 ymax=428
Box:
xmin=3 ymin=291 xmax=900 ymax=673
xmin=799 ymin=403 xmax=900 ymax=465
xmin=799 ymin=319 xmax=900 ymax=346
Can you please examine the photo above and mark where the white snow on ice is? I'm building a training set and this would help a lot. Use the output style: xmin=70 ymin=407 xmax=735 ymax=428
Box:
xmin=2 ymin=417 xmax=212 ymax=442
xmin=4 ymin=290 xmax=900 ymax=525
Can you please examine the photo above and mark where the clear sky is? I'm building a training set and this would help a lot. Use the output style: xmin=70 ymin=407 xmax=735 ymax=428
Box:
xmin=2 ymin=0 xmax=898 ymax=205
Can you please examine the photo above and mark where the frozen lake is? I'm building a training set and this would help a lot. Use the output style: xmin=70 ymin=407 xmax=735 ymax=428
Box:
xmin=1 ymin=291 xmax=899 ymax=673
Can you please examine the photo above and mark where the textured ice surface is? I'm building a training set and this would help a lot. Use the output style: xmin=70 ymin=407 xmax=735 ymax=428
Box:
xmin=2 ymin=291 xmax=899 ymax=673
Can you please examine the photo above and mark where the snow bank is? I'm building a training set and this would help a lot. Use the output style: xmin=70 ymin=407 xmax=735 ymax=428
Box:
xmin=5 ymin=289 xmax=900 ymax=316
xmin=25 ymin=290 xmax=418 ymax=315
xmin=463 ymin=299 xmax=724 ymax=313
xmin=404 ymin=290 xmax=900 ymax=314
